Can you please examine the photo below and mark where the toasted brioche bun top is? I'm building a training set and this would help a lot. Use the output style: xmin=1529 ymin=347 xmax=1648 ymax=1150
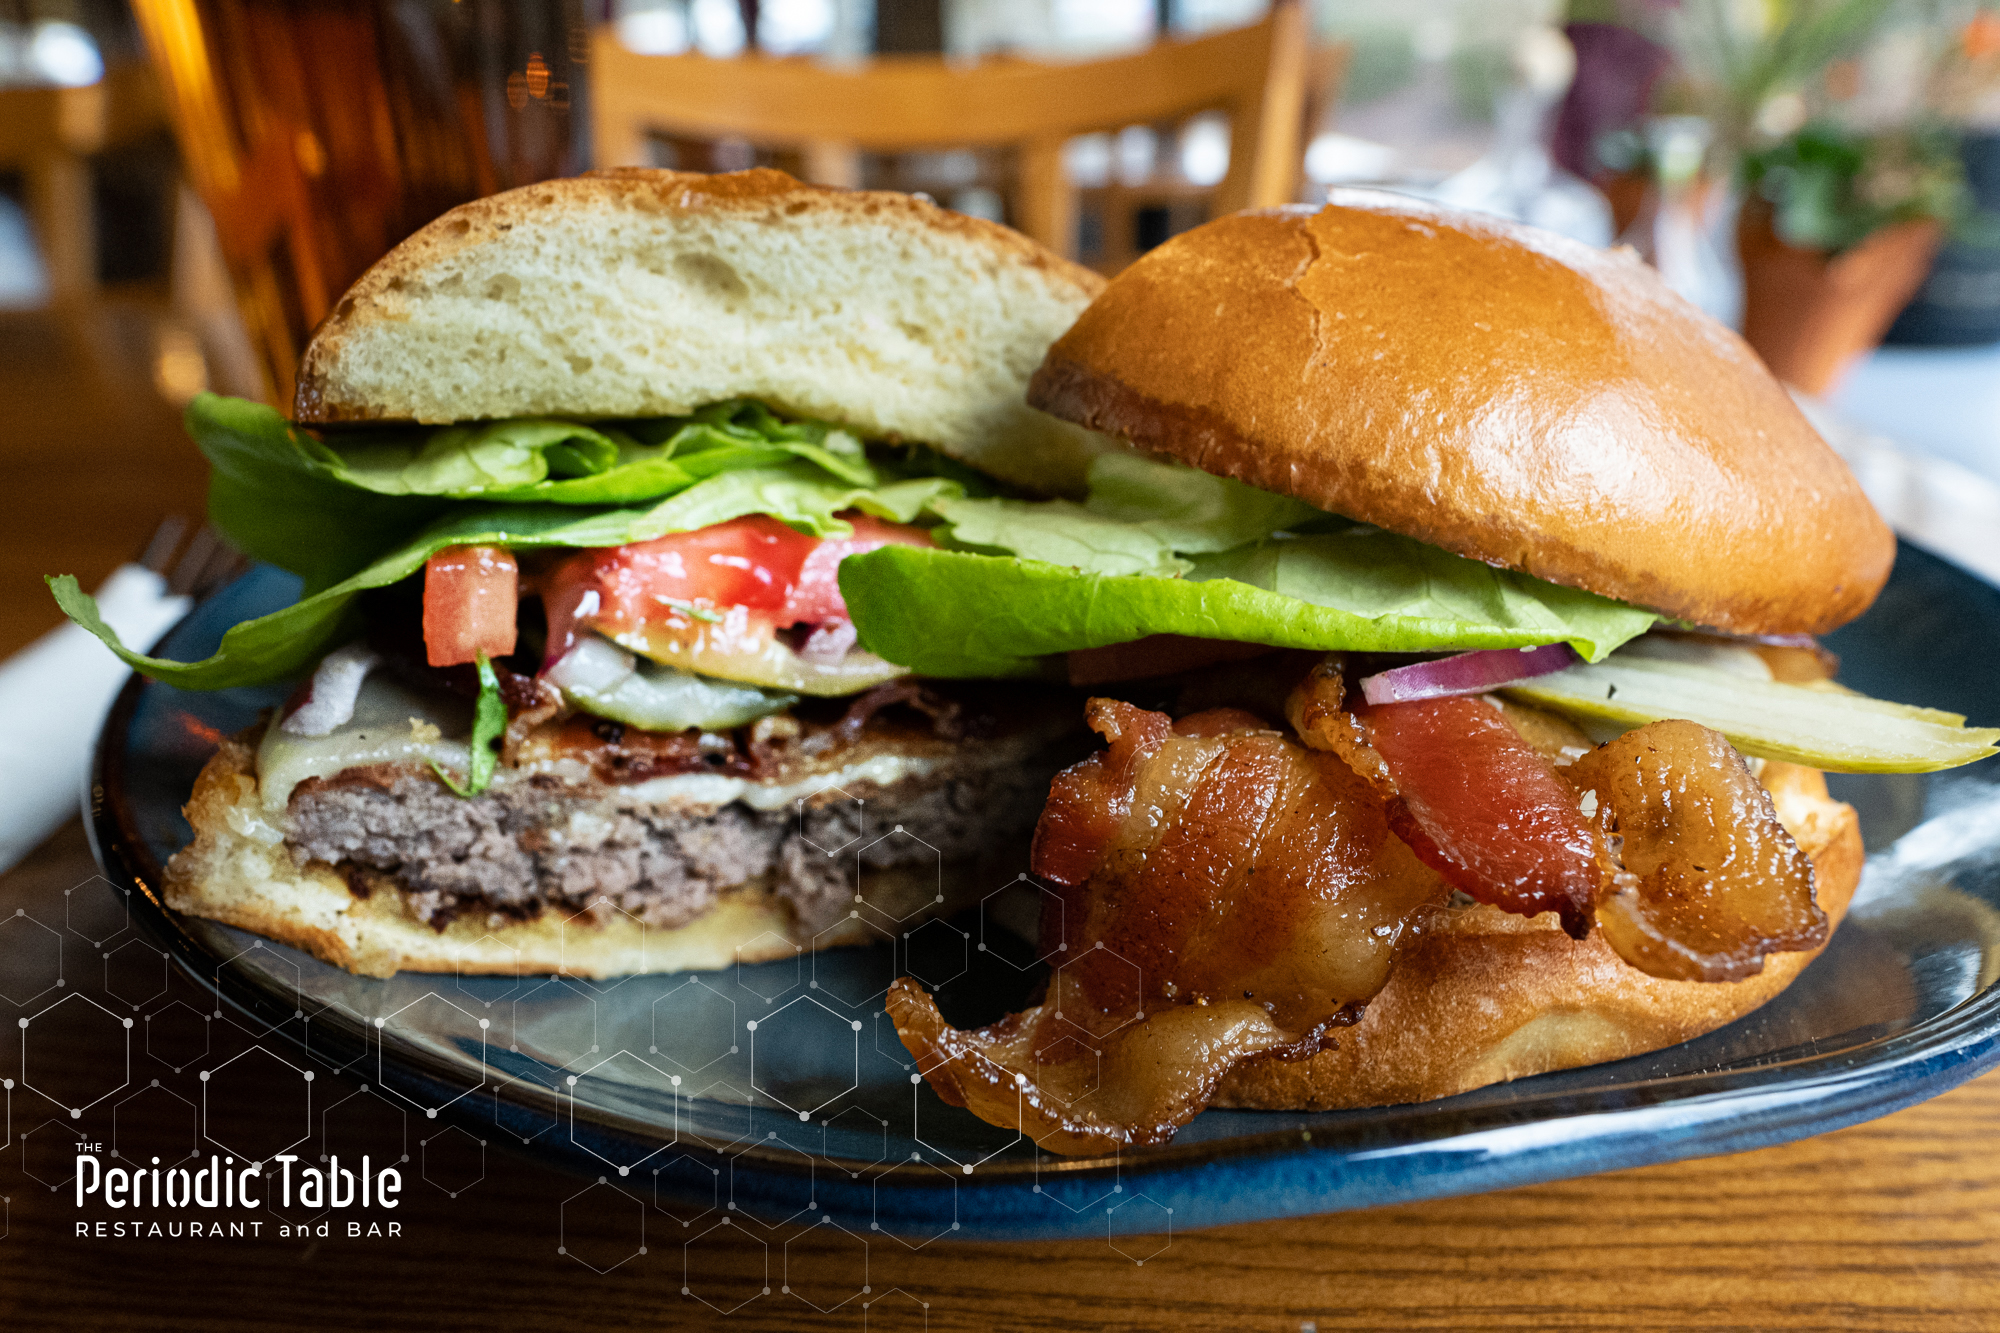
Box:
xmin=295 ymin=167 xmax=1114 ymax=493
xmin=1028 ymin=191 xmax=1895 ymax=635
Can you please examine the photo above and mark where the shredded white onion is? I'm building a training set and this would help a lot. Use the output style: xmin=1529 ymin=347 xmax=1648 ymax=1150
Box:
xmin=543 ymin=634 xmax=636 ymax=694
xmin=799 ymin=619 xmax=859 ymax=665
xmin=281 ymin=642 xmax=383 ymax=736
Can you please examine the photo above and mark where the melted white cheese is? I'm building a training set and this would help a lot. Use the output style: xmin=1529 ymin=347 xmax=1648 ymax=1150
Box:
xmin=255 ymin=675 xmax=945 ymax=822
xmin=613 ymin=752 xmax=944 ymax=812
xmin=257 ymin=677 xmax=470 ymax=815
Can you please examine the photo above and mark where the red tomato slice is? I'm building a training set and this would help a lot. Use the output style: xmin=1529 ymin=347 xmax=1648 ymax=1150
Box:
xmin=1364 ymin=695 xmax=1602 ymax=938
xmin=785 ymin=515 xmax=934 ymax=626
xmin=423 ymin=545 xmax=520 ymax=667
xmin=538 ymin=512 xmax=932 ymax=670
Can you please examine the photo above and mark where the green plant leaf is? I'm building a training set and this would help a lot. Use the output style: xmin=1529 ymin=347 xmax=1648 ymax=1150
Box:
xmin=1745 ymin=120 xmax=1972 ymax=252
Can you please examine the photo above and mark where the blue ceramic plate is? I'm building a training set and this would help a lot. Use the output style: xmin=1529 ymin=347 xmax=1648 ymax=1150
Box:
xmin=90 ymin=541 xmax=2000 ymax=1241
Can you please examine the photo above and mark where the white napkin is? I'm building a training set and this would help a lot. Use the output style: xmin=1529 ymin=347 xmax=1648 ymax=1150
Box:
xmin=0 ymin=565 xmax=192 ymax=873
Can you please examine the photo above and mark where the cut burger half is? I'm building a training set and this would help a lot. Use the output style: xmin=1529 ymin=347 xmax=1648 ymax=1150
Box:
xmin=54 ymin=167 xmax=1120 ymax=978
xmin=856 ymin=192 xmax=2000 ymax=1154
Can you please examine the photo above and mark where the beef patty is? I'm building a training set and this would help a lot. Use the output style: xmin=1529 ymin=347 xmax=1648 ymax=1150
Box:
xmin=285 ymin=762 xmax=1056 ymax=934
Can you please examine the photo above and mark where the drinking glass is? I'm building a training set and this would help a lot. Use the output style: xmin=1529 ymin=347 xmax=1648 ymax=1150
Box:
xmin=132 ymin=0 xmax=590 ymax=404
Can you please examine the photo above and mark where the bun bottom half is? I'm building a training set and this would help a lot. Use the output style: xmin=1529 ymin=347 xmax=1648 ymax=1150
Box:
xmin=1212 ymin=761 xmax=1864 ymax=1111
xmin=163 ymin=738 xmax=984 ymax=979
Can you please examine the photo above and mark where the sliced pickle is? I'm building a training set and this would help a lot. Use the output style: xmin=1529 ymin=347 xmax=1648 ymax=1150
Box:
xmin=1504 ymin=655 xmax=1999 ymax=773
xmin=611 ymin=612 xmax=907 ymax=696
xmin=550 ymin=636 xmax=796 ymax=731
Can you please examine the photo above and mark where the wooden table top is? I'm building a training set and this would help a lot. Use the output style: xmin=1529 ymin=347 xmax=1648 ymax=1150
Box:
xmin=2 ymin=301 xmax=1998 ymax=1331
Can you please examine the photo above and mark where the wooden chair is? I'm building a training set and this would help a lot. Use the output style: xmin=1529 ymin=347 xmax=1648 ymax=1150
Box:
xmin=0 ymin=62 xmax=167 ymax=299
xmin=591 ymin=2 xmax=1315 ymax=263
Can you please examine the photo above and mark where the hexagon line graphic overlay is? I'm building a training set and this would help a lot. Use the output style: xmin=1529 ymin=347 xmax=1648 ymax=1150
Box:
xmin=783 ymin=1213 xmax=870 ymax=1312
xmin=862 ymin=1287 xmax=930 ymax=1330
xmin=565 ymin=1049 xmax=681 ymax=1176
xmin=978 ymin=874 xmax=1064 ymax=970
xmin=373 ymin=991 xmax=489 ymax=1117
xmin=869 ymin=1157 xmax=961 ymax=1249
xmin=1108 ymin=1191 xmax=1173 ymax=1265
xmin=850 ymin=825 xmax=944 ymax=934
xmin=559 ymin=1177 xmax=647 ymax=1273
xmin=683 ymin=1214 xmax=770 ymax=1315
xmin=1032 ymin=1148 xmax=1126 ymax=1216
xmin=652 ymin=1150 xmax=722 ymax=1229
xmin=905 ymin=1068 xmax=1022 ymax=1173
xmin=559 ymin=898 xmax=652 ymax=996
xmin=102 ymin=939 xmax=168 ymax=1012
xmin=0 ymin=908 xmax=63 ymax=1006
xmin=796 ymin=784 xmax=867 ymax=858
xmin=205 ymin=938 xmax=302 ymax=1041
xmin=11 ymin=843 xmax=1196 ymax=1291
xmin=747 ymin=995 xmax=862 ymax=1120
xmin=64 ymin=874 xmax=134 ymax=948
xmin=20 ymin=992 xmax=131 ymax=1118
xmin=420 ymin=1123 xmax=485 ymax=1198
xmin=143 ymin=1000 xmax=210 ymax=1073
xmin=649 ymin=977 xmax=737 ymax=1076
xmin=725 ymin=1136 xmax=815 ymax=1228
xmin=200 ymin=1045 xmax=313 ymax=1166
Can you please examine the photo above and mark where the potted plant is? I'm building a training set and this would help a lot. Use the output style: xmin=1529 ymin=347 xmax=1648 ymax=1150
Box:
xmin=1576 ymin=0 xmax=1981 ymax=391
xmin=1885 ymin=8 xmax=2000 ymax=344
xmin=1738 ymin=121 xmax=1968 ymax=392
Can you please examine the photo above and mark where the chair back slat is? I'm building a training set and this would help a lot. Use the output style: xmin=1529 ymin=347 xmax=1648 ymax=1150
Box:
xmin=592 ymin=2 xmax=1326 ymax=261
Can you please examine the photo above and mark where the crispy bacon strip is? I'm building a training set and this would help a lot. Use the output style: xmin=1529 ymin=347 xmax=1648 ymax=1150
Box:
xmin=1569 ymin=720 xmax=1825 ymax=981
xmin=1283 ymin=655 xmax=1394 ymax=796
xmin=1026 ymin=697 xmax=1173 ymax=889
xmin=891 ymin=699 xmax=1445 ymax=1155
xmin=1364 ymin=695 xmax=1604 ymax=938
xmin=1290 ymin=659 xmax=1823 ymax=981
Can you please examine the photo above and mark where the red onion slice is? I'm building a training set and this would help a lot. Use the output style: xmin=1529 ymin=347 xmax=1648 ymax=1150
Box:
xmin=1359 ymin=644 xmax=1580 ymax=706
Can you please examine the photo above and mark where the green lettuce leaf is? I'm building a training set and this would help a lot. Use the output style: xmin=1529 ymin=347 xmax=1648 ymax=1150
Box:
xmin=96 ymin=398 xmax=1656 ymax=694
xmin=1187 ymin=528 xmax=1649 ymax=643
xmin=430 ymin=652 xmax=506 ymax=796
xmin=840 ymin=540 xmax=1657 ymax=678
xmin=51 ymin=464 xmax=964 ymax=690
xmin=842 ymin=455 xmax=1657 ymax=675
xmin=190 ymin=394 xmax=448 ymax=595
xmin=930 ymin=496 xmax=1192 ymax=577
xmin=306 ymin=398 xmax=876 ymax=505
xmin=312 ymin=419 xmax=667 ymax=497
xmin=1083 ymin=452 xmax=1325 ymax=553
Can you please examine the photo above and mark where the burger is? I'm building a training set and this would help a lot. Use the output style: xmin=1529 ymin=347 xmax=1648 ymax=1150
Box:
xmin=871 ymin=190 xmax=1999 ymax=1155
xmin=54 ymin=167 xmax=1117 ymax=979
xmin=54 ymin=173 xmax=1996 ymax=1158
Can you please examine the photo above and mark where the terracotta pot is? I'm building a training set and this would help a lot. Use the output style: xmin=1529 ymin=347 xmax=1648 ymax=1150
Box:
xmin=1597 ymin=169 xmax=1648 ymax=236
xmin=1737 ymin=199 xmax=1945 ymax=396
